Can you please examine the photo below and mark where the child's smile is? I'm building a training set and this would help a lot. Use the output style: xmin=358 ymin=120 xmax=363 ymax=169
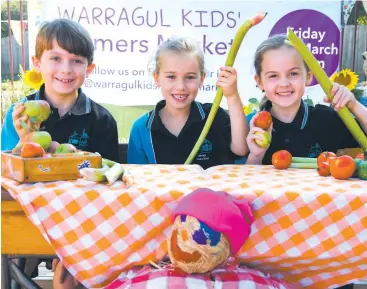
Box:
xmin=154 ymin=51 xmax=205 ymax=112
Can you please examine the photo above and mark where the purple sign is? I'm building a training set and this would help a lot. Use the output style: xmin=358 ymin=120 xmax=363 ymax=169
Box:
xmin=270 ymin=9 xmax=340 ymax=86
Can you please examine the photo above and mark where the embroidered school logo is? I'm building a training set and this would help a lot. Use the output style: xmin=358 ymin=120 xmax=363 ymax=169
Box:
xmin=199 ymin=139 xmax=213 ymax=153
xmin=308 ymin=143 xmax=323 ymax=158
xmin=196 ymin=139 xmax=212 ymax=161
xmin=68 ymin=129 xmax=89 ymax=149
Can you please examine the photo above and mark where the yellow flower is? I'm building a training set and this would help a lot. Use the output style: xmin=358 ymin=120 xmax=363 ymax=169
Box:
xmin=330 ymin=69 xmax=359 ymax=91
xmin=23 ymin=68 xmax=44 ymax=90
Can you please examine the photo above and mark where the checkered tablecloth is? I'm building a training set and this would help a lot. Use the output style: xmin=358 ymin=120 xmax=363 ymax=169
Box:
xmin=2 ymin=164 xmax=367 ymax=289
xmin=105 ymin=261 xmax=292 ymax=289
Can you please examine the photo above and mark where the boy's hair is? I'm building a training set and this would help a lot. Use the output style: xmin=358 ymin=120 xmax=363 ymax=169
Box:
xmin=254 ymin=34 xmax=309 ymax=109
xmin=35 ymin=19 xmax=94 ymax=65
xmin=152 ymin=36 xmax=205 ymax=76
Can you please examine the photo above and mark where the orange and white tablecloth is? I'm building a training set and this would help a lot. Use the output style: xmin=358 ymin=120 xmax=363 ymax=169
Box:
xmin=1 ymin=164 xmax=367 ymax=289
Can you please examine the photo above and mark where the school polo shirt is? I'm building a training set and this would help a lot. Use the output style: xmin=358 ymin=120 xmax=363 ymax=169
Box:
xmin=254 ymin=101 xmax=360 ymax=165
xmin=128 ymin=100 xmax=237 ymax=169
xmin=1 ymin=85 xmax=119 ymax=162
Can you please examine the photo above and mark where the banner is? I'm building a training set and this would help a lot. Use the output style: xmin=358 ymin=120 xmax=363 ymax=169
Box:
xmin=40 ymin=0 xmax=341 ymax=142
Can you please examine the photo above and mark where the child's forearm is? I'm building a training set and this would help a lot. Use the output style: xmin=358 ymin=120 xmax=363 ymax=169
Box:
xmin=245 ymin=152 xmax=265 ymax=164
xmin=227 ymin=96 xmax=249 ymax=156
xmin=350 ymin=101 xmax=367 ymax=134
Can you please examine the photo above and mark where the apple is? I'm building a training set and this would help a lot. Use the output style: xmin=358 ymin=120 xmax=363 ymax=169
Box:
xmin=23 ymin=100 xmax=51 ymax=123
xmin=317 ymin=151 xmax=336 ymax=167
xmin=329 ymin=155 xmax=356 ymax=180
xmin=48 ymin=141 xmax=60 ymax=153
xmin=54 ymin=143 xmax=78 ymax=154
xmin=21 ymin=142 xmax=45 ymax=158
xmin=24 ymin=131 xmax=52 ymax=151
xmin=254 ymin=131 xmax=271 ymax=148
xmin=272 ymin=150 xmax=292 ymax=169
xmin=317 ymin=161 xmax=330 ymax=177
xmin=255 ymin=111 xmax=272 ymax=130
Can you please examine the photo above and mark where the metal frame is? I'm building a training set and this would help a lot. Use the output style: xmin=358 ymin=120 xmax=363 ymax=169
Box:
xmin=1 ymin=255 xmax=54 ymax=289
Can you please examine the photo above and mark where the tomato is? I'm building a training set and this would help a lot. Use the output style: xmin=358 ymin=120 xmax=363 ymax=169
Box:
xmin=317 ymin=161 xmax=330 ymax=177
xmin=272 ymin=150 xmax=292 ymax=170
xmin=317 ymin=151 xmax=336 ymax=167
xmin=329 ymin=155 xmax=356 ymax=180
xmin=255 ymin=111 xmax=272 ymax=130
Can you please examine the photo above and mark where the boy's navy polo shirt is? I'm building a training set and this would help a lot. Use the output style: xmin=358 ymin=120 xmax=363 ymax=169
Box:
xmin=258 ymin=101 xmax=359 ymax=165
xmin=2 ymin=85 xmax=119 ymax=162
xmin=143 ymin=100 xmax=236 ymax=169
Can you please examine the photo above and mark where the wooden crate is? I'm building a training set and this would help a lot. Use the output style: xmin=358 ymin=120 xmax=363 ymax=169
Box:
xmin=1 ymin=151 xmax=101 ymax=183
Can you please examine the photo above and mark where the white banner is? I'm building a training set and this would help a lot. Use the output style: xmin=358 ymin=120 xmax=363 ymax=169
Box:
xmin=40 ymin=0 xmax=341 ymax=108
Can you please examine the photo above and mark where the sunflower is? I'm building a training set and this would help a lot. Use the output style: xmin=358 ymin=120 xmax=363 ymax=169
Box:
xmin=23 ymin=68 xmax=44 ymax=90
xmin=330 ymin=69 xmax=359 ymax=91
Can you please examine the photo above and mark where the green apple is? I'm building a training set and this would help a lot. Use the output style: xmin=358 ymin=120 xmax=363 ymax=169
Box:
xmin=23 ymin=100 xmax=51 ymax=123
xmin=24 ymin=131 xmax=52 ymax=150
xmin=55 ymin=143 xmax=78 ymax=154
xmin=255 ymin=131 xmax=271 ymax=148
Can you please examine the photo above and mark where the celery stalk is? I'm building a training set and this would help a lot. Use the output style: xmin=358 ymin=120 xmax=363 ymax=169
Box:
xmin=291 ymin=157 xmax=317 ymax=163
xmin=286 ymin=28 xmax=367 ymax=152
xmin=184 ymin=13 xmax=267 ymax=164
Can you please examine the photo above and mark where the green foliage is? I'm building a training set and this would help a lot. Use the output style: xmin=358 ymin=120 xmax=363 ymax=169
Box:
xmin=357 ymin=16 xmax=367 ymax=25
xmin=347 ymin=1 xmax=367 ymax=25
xmin=1 ymin=1 xmax=28 ymax=38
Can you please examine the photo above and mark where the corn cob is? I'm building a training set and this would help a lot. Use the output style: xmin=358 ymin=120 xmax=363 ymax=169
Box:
xmin=286 ymin=28 xmax=367 ymax=152
xmin=185 ymin=13 xmax=267 ymax=164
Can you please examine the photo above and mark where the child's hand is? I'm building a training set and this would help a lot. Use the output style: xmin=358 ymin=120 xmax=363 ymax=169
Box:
xmin=246 ymin=113 xmax=272 ymax=156
xmin=12 ymin=103 xmax=39 ymax=142
xmin=216 ymin=66 xmax=239 ymax=99
xmin=324 ymin=83 xmax=357 ymax=111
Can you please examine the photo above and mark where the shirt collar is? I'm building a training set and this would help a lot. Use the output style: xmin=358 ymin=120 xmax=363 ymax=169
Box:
xmin=147 ymin=100 xmax=206 ymax=131
xmin=264 ymin=100 xmax=309 ymax=131
xmin=35 ymin=84 xmax=91 ymax=116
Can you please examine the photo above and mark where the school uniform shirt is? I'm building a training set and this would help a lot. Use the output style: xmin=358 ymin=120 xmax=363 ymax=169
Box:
xmin=247 ymin=101 xmax=360 ymax=165
xmin=128 ymin=100 xmax=239 ymax=169
xmin=1 ymin=85 xmax=119 ymax=162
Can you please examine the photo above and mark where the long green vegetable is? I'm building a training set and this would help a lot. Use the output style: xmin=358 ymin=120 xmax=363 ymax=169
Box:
xmin=286 ymin=28 xmax=367 ymax=152
xmin=291 ymin=157 xmax=317 ymax=164
xmin=184 ymin=13 xmax=267 ymax=164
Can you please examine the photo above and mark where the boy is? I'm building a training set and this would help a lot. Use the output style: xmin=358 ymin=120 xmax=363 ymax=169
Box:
xmin=1 ymin=19 xmax=119 ymax=289
xmin=1 ymin=19 xmax=119 ymax=163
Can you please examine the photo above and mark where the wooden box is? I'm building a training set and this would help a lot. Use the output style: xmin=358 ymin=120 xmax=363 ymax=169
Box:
xmin=1 ymin=151 xmax=102 ymax=183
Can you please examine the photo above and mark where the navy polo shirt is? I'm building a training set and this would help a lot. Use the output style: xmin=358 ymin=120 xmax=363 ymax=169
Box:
xmin=2 ymin=85 xmax=119 ymax=162
xmin=147 ymin=100 xmax=237 ymax=169
xmin=259 ymin=101 xmax=360 ymax=165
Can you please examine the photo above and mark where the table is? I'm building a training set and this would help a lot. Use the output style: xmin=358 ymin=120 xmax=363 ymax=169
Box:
xmin=1 ymin=164 xmax=367 ymax=289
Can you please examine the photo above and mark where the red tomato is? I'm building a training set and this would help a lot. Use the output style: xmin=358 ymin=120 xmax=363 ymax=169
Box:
xmin=272 ymin=150 xmax=292 ymax=170
xmin=317 ymin=151 xmax=336 ymax=167
xmin=329 ymin=155 xmax=356 ymax=180
xmin=254 ymin=111 xmax=272 ymax=130
xmin=317 ymin=161 xmax=330 ymax=177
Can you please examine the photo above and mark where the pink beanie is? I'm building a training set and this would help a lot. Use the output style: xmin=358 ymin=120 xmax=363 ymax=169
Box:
xmin=172 ymin=188 xmax=254 ymax=255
